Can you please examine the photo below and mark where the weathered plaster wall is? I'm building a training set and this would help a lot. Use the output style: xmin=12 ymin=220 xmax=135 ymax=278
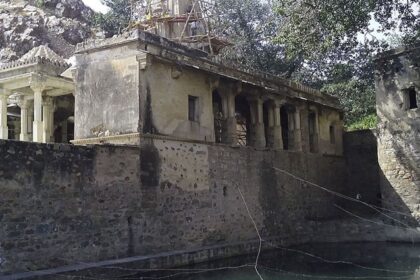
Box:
xmin=0 ymin=137 xmax=356 ymax=276
xmin=74 ymin=42 xmax=141 ymax=139
xmin=73 ymin=38 xmax=344 ymax=157
xmin=142 ymin=60 xmax=214 ymax=141
xmin=375 ymin=46 xmax=420 ymax=225
xmin=318 ymin=108 xmax=344 ymax=155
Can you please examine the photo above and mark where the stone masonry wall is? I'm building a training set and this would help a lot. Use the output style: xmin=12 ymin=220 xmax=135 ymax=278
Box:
xmin=0 ymin=141 xmax=142 ymax=275
xmin=343 ymin=130 xmax=381 ymax=208
xmin=375 ymin=45 xmax=420 ymax=226
xmin=0 ymin=135 xmax=378 ymax=276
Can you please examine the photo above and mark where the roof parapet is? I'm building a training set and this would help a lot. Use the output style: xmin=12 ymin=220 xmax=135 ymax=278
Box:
xmin=75 ymin=29 xmax=339 ymax=108
xmin=0 ymin=45 xmax=70 ymax=71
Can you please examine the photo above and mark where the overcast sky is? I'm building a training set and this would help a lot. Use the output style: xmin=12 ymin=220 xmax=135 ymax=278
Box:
xmin=82 ymin=0 xmax=109 ymax=13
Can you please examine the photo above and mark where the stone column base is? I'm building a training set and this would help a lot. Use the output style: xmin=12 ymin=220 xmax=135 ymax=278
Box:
xmin=20 ymin=133 xmax=29 ymax=141
xmin=272 ymin=126 xmax=283 ymax=150
xmin=33 ymin=121 xmax=43 ymax=143
xmin=0 ymin=127 xmax=8 ymax=140
xmin=225 ymin=117 xmax=238 ymax=145
xmin=252 ymin=124 xmax=266 ymax=148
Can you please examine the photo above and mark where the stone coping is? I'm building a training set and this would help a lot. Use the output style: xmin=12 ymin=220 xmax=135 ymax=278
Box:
xmin=71 ymin=133 xmax=141 ymax=145
xmin=0 ymin=57 xmax=69 ymax=72
xmin=71 ymin=133 xmax=343 ymax=158
xmin=374 ymin=42 xmax=420 ymax=61
xmin=75 ymin=30 xmax=340 ymax=110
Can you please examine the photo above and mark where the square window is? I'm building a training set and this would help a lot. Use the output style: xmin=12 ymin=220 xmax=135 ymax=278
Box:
xmin=405 ymin=88 xmax=418 ymax=110
xmin=188 ymin=95 xmax=199 ymax=122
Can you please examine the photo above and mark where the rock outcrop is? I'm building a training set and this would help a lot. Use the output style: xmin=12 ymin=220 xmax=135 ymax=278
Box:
xmin=0 ymin=0 xmax=99 ymax=64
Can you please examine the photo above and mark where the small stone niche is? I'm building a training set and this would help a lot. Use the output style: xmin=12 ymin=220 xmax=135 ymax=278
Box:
xmin=404 ymin=87 xmax=418 ymax=110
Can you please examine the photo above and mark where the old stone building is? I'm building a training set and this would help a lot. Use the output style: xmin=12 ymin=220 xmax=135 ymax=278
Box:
xmin=66 ymin=0 xmax=344 ymax=156
xmin=0 ymin=45 xmax=75 ymax=143
xmin=70 ymin=30 xmax=344 ymax=156
xmin=0 ymin=0 xmax=385 ymax=277
xmin=375 ymin=44 xmax=420 ymax=225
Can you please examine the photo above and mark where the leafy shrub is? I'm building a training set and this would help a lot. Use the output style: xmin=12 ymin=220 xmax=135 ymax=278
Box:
xmin=347 ymin=114 xmax=377 ymax=131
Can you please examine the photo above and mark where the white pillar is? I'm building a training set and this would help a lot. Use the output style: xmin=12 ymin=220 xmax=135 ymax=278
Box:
xmin=18 ymin=97 xmax=29 ymax=141
xmin=0 ymin=94 xmax=8 ymax=140
xmin=32 ymin=87 xmax=44 ymax=143
xmin=42 ymin=96 xmax=53 ymax=143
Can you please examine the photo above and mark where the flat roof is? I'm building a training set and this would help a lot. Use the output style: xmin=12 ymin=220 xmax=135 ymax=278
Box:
xmin=76 ymin=29 xmax=341 ymax=110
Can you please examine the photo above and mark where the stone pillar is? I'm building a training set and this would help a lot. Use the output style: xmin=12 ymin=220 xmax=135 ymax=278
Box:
xmin=272 ymin=101 xmax=284 ymax=150
xmin=27 ymin=101 xmax=34 ymax=141
xmin=0 ymin=94 xmax=8 ymax=140
xmin=17 ymin=97 xmax=29 ymax=141
xmin=266 ymin=103 xmax=274 ymax=148
xmin=248 ymin=97 xmax=266 ymax=148
xmin=221 ymin=86 xmax=238 ymax=145
xmin=299 ymin=105 xmax=310 ymax=153
xmin=31 ymin=86 xmax=44 ymax=143
xmin=226 ymin=94 xmax=238 ymax=145
xmin=294 ymin=107 xmax=303 ymax=152
xmin=48 ymin=99 xmax=55 ymax=142
xmin=42 ymin=96 xmax=53 ymax=143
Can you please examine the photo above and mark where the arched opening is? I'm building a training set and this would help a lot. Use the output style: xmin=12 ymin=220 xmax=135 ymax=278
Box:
xmin=212 ymin=90 xmax=223 ymax=143
xmin=280 ymin=105 xmax=289 ymax=150
xmin=7 ymin=106 xmax=20 ymax=140
xmin=235 ymin=94 xmax=251 ymax=146
xmin=53 ymin=95 xmax=75 ymax=143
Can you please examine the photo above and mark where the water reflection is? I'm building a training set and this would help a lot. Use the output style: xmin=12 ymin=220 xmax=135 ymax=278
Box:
xmin=135 ymin=243 xmax=420 ymax=280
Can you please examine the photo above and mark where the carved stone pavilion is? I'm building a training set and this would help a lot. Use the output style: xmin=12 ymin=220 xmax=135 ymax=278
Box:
xmin=0 ymin=46 xmax=74 ymax=143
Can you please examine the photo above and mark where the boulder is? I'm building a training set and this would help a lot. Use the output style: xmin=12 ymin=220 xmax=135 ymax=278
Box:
xmin=0 ymin=0 xmax=98 ymax=64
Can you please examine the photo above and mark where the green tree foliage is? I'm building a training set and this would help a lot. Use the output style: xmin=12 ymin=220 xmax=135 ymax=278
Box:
xmin=272 ymin=0 xmax=419 ymax=129
xmin=347 ymin=114 xmax=378 ymax=131
xmin=95 ymin=0 xmax=132 ymax=37
xmin=212 ymin=0 xmax=301 ymax=78
xmin=275 ymin=0 xmax=420 ymax=59
xmin=322 ymin=80 xmax=376 ymax=125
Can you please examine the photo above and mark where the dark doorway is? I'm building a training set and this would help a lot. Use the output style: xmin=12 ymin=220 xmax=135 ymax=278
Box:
xmin=308 ymin=111 xmax=317 ymax=153
xmin=406 ymin=88 xmax=418 ymax=110
xmin=212 ymin=90 xmax=223 ymax=143
xmin=263 ymin=101 xmax=270 ymax=148
xmin=280 ymin=106 xmax=289 ymax=150
xmin=53 ymin=117 xmax=74 ymax=144
xmin=235 ymin=95 xmax=251 ymax=146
